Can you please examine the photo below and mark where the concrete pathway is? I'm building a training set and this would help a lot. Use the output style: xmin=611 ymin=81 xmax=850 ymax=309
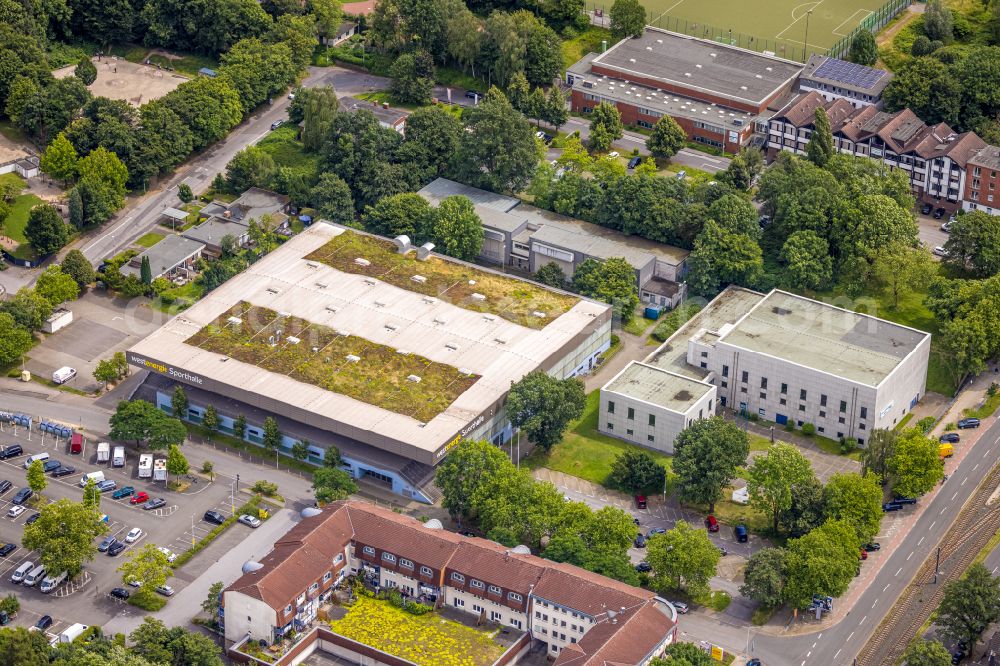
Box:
xmin=584 ymin=325 xmax=655 ymax=392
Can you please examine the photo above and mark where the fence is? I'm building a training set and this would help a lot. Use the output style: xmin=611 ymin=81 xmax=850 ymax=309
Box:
xmin=827 ymin=0 xmax=911 ymax=60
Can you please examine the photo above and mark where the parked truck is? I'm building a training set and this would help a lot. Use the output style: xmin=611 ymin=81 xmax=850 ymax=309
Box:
xmin=112 ymin=446 xmax=125 ymax=468
xmin=153 ymin=459 xmax=166 ymax=482
xmin=96 ymin=442 xmax=110 ymax=463
xmin=138 ymin=454 xmax=153 ymax=479
xmin=57 ymin=623 xmax=88 ymax=644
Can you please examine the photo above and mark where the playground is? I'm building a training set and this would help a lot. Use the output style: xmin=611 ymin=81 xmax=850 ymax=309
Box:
xmin=52 ymin=56 xmax=187 ymax=106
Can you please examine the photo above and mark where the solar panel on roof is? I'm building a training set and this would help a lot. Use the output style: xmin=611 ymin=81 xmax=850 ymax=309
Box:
xmin=813 ymin=57 xmax=884 ymax=91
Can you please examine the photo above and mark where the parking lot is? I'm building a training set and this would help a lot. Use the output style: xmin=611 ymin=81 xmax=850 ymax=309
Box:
xmin=0 ymin=424 xmax=259 ymax=638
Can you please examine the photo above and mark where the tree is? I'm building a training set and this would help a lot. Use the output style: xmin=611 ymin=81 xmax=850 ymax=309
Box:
xmin=137 ymin=255 xmax=151 ymax=286
xmin=405 ymin=106 xmax=462 ymax=176
xmin=452 ymin=87 xmax=538 ymax=194
xmin=94 ymin=359 xmax=119 ymax=388
xmin=588 ymin=102 xmax=623 ymax=153
xmin=719 ymin=147 xmax=764 ymax=191
xmin=924 ymin=0 xmax=954 ymax=43
xmin=146 ymin=414 xmax=186 ymax=450
xmin=673 ymin=417 xmax=750 ymax=513
xmin=363 ymin=192 xmax=435 ymax=239
xmin=650 ymin=643 xmax=714 ymax=666
xmin=544 ymin=86 xmax=568 ymax=130
xmin=310 ymin=173 xmax=354 ymax=225
xmin=262 ymin=416 xmax=281 ymax=453
xmin=178 ymin=183 xmax=193 ymax=204
xmin=39 ymin=132 xmax=78 ymax=184
xmin=534 ymin=262 xmax=567 ymax=288
xmin=0 ymin=626 xmax=51 ymax=666
xmin=427 ymin=195 xmax=483 ymax=261
xmin=67 ymin=187 xmax=83 ymax=229
xmin=779 ymin=476 xmax=827 ymax=537
xmin=166 ymin=444 xmax=189 ymax=477
xmin=26 ymin=459 xmax=46 ymax=496
xmin=74 ymin=56 xmax=97 ymax=85
xmin=22 ymin=498 xmax=108 ymax=577
xmin=35 ymin=265 xmax=78 ymax=304
xmin=571 ymin=257 xmax=639 ymax=324
xmin=0 ymin=288 xmax=52 ymax=332
xmin=435 ymin=440 xmax=513 ymax=519
xmin=161 ymin=77 xmax=243 ymax=150
xmin=110 ymin=400 xmax=161 ymax=443
xmin=234 ymin=414 xmax=248 ymax=440
xmin=646 ymin=115 xmax=685 ymax=159
xmin=61 ymin=249 xmax=94 ymax=288
xmin=882 ymin=57 xmax=960 ymax=126
xmin=944 ymin=210 xmax=1000 ymax=278
xmin=822 ymin=472 xmax=883 ymax=542
xmin=322 ymin=445 xmax=342 ymax=469
xmin=202 ymin=405 xmax=219 ymax=434
xmin=24 ymin=204 xmax=68 ymax=255
xmin=806 ymin=107 xmax=834 ymax=167
xmin=171 ymin=385 xmax=188 ymax=418
xmin=747 ymin=443 xmax=814 ymax=533
xmin=312 ymin=466 xmax=357 ymax=503
xmin=202 ymin=581 xmax=225 ymax=618
xmin=687 ymin=220 xmax=763 ymax=296
xmin=130 ymin=617 xmax=224 ymax=666
xmin=848 ymin=30 xmax=878 ymax=66
xmin=780 ymin=230 xmax=832 ymax=291
xmin=902 ymin=640 xmax=952 ymax=666
xmin=117 ymin=543 xmax=171 ymax=597
xmin=609 ymin=0 xmax=645 ymax=40
xmin=937 ymin=564 xmax=1000 ymax=652
xmin=82 ymin=477 xmax=100 ymax=510
xmin=646 ymin=520 xmax=720 ymax=596
xmin=389 ymin=51 xmax=434 ymax=105
xmin=506 ymin=371 xmax=586 ymax=450
xmin=740 ymin=547 xmax=787 ymax=608
xmin=888 ymin=428 xmax=944 ymax=497
xmin=871 ymin=243 xmax=936 ymax=308
xmin=291 ymin=440 xmax=309 ymax=461
xmin=76 ymin=147 xmax=129 ymax=226
xmin=783 ymin=519 xmax=860 ymax=608
xmin=608 ymin=449 xmax=666 ymax=494
xmin=225 ymin=146 xmax=275 ymax=193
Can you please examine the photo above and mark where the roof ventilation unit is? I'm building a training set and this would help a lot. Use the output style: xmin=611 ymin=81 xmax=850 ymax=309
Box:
xmin=265 ymin=287 xmax=280 ymax=295
xmin=412 ymin=275 xmax=427 ymax=284
xmin=422 ymin=296 xmax=437 ymax=304
xmin=459 ymin=367 xmax=473 ymax=375
xmin=433 ymin=317 xmax=447 ymax=325
xmin=301 ymin=507 xmax=322 ymax=518
xmin=363 ymin=278 xmax=377 ymax=286
xmin=325 ymin=305 xmax=339 ymax=313
xmin=374 ymin=300 xmax=386 ymax=308
xmin=242 ymin=561 xmax=264 ymax=574
xmin=424 ymin=519 xmax=443 ymax=530
xmin=397 ymin=349 xmax=411 ymax=355
xmin=494 ymin=336 xmax=507 ymax=345
xmin=532 ymin=311 xmax=546 ymax=318
xmin=384 ymin=323 xmax=398 ymax=332
xmin=416 ymin=242 xmax=435 ymax=260
xmin=227 ymin=316 xmax=242 ymax=325
xmin=445 ymin=342 xmax=459 ymax=351
xmin=407 ymin=374 xmax=421 ymax=383
xmin=483 ymin=314 xmax=497 ymax=322
xmin=315 ymin=281 xmax=329 ymax=289
xmin=354 ymin=257 xmax=370 ymax=267
xmin=345 ymin=354 xmax=360 ymax=363
xmin=471 ymin=293 xmax=486 ymax=302
xmin=286 ymin=336 xmax=300 ymax=345
xmin=392 ymin=235 xmax=412 ymax=255
xmin=336 ymin=329 xmax=350 ymax=337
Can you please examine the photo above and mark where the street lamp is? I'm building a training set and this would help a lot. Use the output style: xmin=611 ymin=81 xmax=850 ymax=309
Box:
xmin=803 ymin=10 xmax=813 ymax=62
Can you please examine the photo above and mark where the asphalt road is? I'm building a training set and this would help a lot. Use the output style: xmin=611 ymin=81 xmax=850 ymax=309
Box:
xmin=750 ymin=418 xmax=1000 ymax=666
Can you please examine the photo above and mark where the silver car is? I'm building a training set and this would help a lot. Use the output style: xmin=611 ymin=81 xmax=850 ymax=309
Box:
xmin=670 ymin=600 xmax=689 ymax=614
xmin=238 ymin=514 xmax=261 ymax=528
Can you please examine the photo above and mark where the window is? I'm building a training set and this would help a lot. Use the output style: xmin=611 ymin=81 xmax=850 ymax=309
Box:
xmin=799 ymin=405 xmax=805 ymax=411
xmin=454 ymin=598 xmax=465 ymax=607
xmin=334 ymin=553 xmax=344 ymax=564
xmin=491 ymin=610 xmax=503 ymax=622
xmin=626 ymin=428 xmax=633 ymax=436
xmin=399 ymin=558 xmax=414 ymax=569
xmin=760 ymin=392 xmax=766 ymax=399
xmin=451 ymin=572 xmax=465 ymax=583
xmin=860 ymin=407 xmax=868 ymax=419
xmin=840 ymin=400 xmax=847 ymax=412
xmin=606 ymin=423 xmax=614 ymax=430
xmin=420 ymin=566 xmax=433 ymax=576
xmin=323 ymin=572 xmax=332 ymax=582
xmin=512 ymin=619 xmax=522 ymax=630
xmin=700 ymin=362 xmax=707 ymax=369
xmin=721 ymin=381 xmax=728 ymax=388
xmin=820 ymin=394 xmax=827 ymax=407
xmin=838 ymin=416 xmax=845 ymax=424
xmin=722 ymin=365 xmax=729 ymax=377
xmin=647 ymin=434 xmax=654 ymax=442
xmin=363 ymin=546 xmax=375 ymax=556
xmin=471 ymin=579 xmax=485 ymax=589
xmin=309 ymin=582 xmax=319 ymax=592
xmin=382 ymin=552 xmax=396 ymax=563
xmin=818 ymin=426 xmax=825 ymax=433
xmin=627 ymin=407 xmax=634 ymax=420
xmin=800 ymin=389 xmax=807 ymax=400
xmin=780 ymin=398 xmax=786 ymax=405
xmin=509 ymin=592 xmax=523 ymax=602
xmin=859 ymin=423 xmax=867 ymax=430
xmin=284 ymin=604 xmax=292 ymax=614
xmin=648 ymin=414 xmax=655 ymax=426
xmin=473 ymin=604 xmax=484 ymax=613
xmin=760 ymin=377 xmax=768 ymax=389
xmin=607 ymin=401 xmax=615 ymax=414
xmin=780 ymin=383 xmax=787 ymax=395
xmin=819 ymin=410 xmax=826 ymax=418
xmin=741 ymin=387 xmax=747 ymax=393
xmin=700 ymin=351 xmax=708 ymax=358
xmin=741 ymin=370 xmax=749 ymax=383
xmin=489 ymin=585 xmax=502 ymax=594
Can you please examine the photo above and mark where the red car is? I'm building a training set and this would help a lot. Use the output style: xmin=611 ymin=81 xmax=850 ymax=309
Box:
xmin=130 ymin=491 xmax=150 ymax=505
xmin=634 ymin=495 xmax=647 ymax=509
xmin=705 ymin=515 xmax=719 ymax=532
xmin=859 ymin=549 xmax=868 ymax=561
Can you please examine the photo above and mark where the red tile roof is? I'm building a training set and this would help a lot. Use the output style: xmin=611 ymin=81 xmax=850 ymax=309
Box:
xmin=553 ymin=600 xmax=676 ymax=666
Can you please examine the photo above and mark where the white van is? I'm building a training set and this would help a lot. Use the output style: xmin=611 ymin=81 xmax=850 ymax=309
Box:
xmin=22 ymin=564 xmax=46 ymax=587
xmin=40 ymin=570 xmax=68 ymax=593
xmin=80 ymin=471 xmax=105 ymax=487
xmin=11 ymin=561 xmax=33 ymax=583
xmin=112 ymin=446 xmax=125 ymax=468
xmin=52 ymin=367 xmax=76 ymax=384
xmin=23 ymin=452 xmax=50 ymax=469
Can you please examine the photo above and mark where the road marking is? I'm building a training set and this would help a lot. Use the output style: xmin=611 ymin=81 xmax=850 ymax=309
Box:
xmin=817 ymin=633 xmax=822 ymax=639
xmin=883 ymin=584 xmax=890 ymax=592
xmin=930 ymin=521 xmax=935 ymax=530
xmin=993 ymin=566 xmax=998 ymax=575
xmin=918 ymin=536 xmax=924 ymax=545
xmin=860 ymin=615 xmax=867 ymax=625
xmin=872 ymin=599 xmax=879 ymax=608
xmin=985 ymin=450 xmax=991 ymax=459
xmin=811 ymin=642 xmax=816 ymax=648
xmin=895 ymin=567 xmax=902 ymax=576
xmin=81 ymin=215 xmax=134 ymax=254
xmin=952 ymin=491 xmax=959 ymax=500
xmin=834 ymin=649 xmax=841 ymax=660
xmin=941 ymin=507 xmax=947 ymax=515
xmin=847 ymin=632 xmax=855 ymax=641
xmin=907 ymin=551 xmax=913 ymax=560
xmin=973 ymin=463 xmax=980 ymax=471
xmin=961 ymin=477 xmax=968 ymax=486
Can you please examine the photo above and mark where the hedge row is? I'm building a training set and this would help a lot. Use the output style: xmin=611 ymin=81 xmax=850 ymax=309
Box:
xmin=173 ymin=495 xmax=265 ymax=568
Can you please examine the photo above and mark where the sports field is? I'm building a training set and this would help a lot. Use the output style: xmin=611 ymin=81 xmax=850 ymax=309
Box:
xmin=590 ymin=0 xmax=902 ymax=61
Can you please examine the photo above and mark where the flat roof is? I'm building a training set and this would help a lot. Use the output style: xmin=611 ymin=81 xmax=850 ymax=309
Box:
xmin=720 ymin=290 xmax=929 ymax=386
xmin=121 ymin=235 xmax=204 ymax=278
xmin=605 ymin=362 xmax=713 ymax=413
xmin=644 ymin=287 xmax=764 ymax=379
xmin=418 ymin=177 xmax=520 ymax=213
xmin=127 ymin=223 xmax=610 ymax=461
xmin=591 ymin=28 xmax=802 ymax=107
xmin=161 ymin=207 xmax=188 ymax=221
xmin=182 ymin=216 xmax=249 ymax=246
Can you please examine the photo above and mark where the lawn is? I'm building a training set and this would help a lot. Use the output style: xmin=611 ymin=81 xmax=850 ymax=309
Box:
xmin=623 ymin=314 xmax=654 ymax=337
xmin=2 ymin=191 xmax=44 ymax=246
xmin=154 ymin=280 xmax=206 ymax=314
xmin=136 ymin=232 xmax=165 ymax=248
xmin=257 ymin=125 xmax=319 ymax=179
xmin=116 ymin=43 xmax=219 ymax=78
xmin=329 ymin=596 xmax=506 ymax=666
xmin=524 ymin=391 xmax=675 ymax=490
xmin=186 ymin=302 xmax=480 ymax=423
xmin=305 ymin=230 xmax=579 ymax=329
xmin=561 ymin=26 xmax=612 ymax=71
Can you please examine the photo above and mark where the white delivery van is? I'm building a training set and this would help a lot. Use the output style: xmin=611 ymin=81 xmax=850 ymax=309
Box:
xmin=79 ymin=471 xmax=105 ymax=487
xmin=58 ymin=623 xmax=88 ymax=643
xmin=112 ymin=446 xmax=125 ymax=468
xmin=10 ymin=561 xmax=33 ymax=583
xmin=23 ymin=564 xmax=46 ymax=587
xmin=40 ymin=570 xmax=68 ymax=594
xmin=52 ymin=367 xmax=76 ymax=384
xmin=24 ymin=452 xmax=50 ymax=468
xmin=96 ymin=442 xmax=110 ymax=463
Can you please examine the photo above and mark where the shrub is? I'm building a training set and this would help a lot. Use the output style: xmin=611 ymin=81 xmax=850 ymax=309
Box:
xmin=917 ymin=416 xmax=937 ymax=434
xmin=784 ymin=421 xmax=795 ymax=432
xmin=173 ymin=496 xmax=264 ymax=567
xmin=0 ymin=593 xmax=18 ymax=615
xmin=840 ymin=437 xmax=858 ymax=454
xmin=801 ymin=423 xmax=816 ymax=436
xmin=378 ymin=588 xmax=433 ymax=616
xmin=251 ymin=480 xmax=279 ymax=497
xmin=129 ymin=589 xmax=167 ymax=611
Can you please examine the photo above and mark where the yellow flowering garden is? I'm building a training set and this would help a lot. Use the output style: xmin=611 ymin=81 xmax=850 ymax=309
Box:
xmin=328 ymin=596 xmax=506 ymax=666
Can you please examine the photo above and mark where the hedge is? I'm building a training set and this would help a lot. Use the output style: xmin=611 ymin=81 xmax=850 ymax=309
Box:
xmin=173 ymin=495 xmax=266 ymax=568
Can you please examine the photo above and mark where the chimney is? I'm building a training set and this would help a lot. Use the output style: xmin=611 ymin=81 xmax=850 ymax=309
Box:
xmin=223 ymin=210 xmax=231 ymax=218
xmin=383 ymin=102 xmax=389 ymax=109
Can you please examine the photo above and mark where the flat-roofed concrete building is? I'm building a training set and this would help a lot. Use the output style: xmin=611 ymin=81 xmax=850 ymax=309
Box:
xmin=599 ymin=287 xmax=930 ymax=451
xmin=128 ymin=222 xmax=611 ymax=502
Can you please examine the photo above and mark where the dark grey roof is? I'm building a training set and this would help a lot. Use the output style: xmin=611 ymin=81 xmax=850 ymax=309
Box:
xmin=801 ymin=54 xmax=892 ymax=96
xmin=589 ymin=28 xmax=802 ymax=106
xmin=182 ymin=217 xmax=250 ymax=247
xmin=969 ymin=145 xmax=1000 ymax=170
xmin=121 ymin=235 xmax=204 ymax=278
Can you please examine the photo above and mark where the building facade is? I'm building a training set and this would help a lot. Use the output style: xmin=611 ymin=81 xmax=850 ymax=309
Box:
xmin=798 ymin=55 xmax=892 ymax=108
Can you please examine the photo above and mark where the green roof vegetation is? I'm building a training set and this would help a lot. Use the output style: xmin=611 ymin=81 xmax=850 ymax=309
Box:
xmin=304 ymin=230 xmax=579 ymax=329
xmin=185 ymin=302 xmax=479 ymax=423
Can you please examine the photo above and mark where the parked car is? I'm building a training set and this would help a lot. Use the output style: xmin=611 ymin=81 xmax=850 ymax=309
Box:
xmin=958 ymin=418 xmax=981 ymax=429
xmin=0 ymin=481 xmax=11 ymax=495
xmin=933 ymin=207 xmax=947 ymax=219
xmin=42 ymin=460 xmax=61 ymax=473
xmin=608 ymin=151 xmax=620 ymax=158
xmin=109 ymin=587 xmax=130 ymax=600
xmin=883 ymin=502 xmax=903 ymax=512
xmin=634 ymin=534 xmax=647 ymax=548
xmin=96 ymin=480 xmax=116 ymax=493
xmin=952 ymin=647 xmax=967 ymax=664
xmin=675 ymin=170 xmax=687 ymax=180
xmin=0 ymin=611 xmax=9 ymax=625
xmin=238 ymin=515 xmax=261 ymax=528
xmin=11 ymin=488 xmax=32 ymax=505
xmin=746 ymin=659 xmax=762 ymax=666
xmin=157 ymin=547 xmax=177 ymax=563
xmin=894 ymin=497 xmax=917 ymax=505
xmin=859 ymin=549 xmax=868 ymax=560
xmin=864 ymin=542 xmax=881 ymax=551
xmin=921 ymin=202 xmax=934 ymax=214
xmin=933 ymin=246 xmax=949 ymax=257
xmin=0 ymin=445 xmax=22 ymax=460
xmin=0 ymin=544 xmax=15 ymax=557
xmin=51 ymin=465 xmax=75 ymax=477
xmin=7 ymin=506 xmax=24 ymax=519
xmin=670 ymin=601 xmax=689 ymax=614
xmin=464 ymin=90 xmax=478 ymax=100
xmin=941 ymin=220 xmax=954 ymax=232
xmin=634 ymin=495 xmax=647 ymax=509
xmin=735 ymin=524 xmax=748 ymax=543
xmin=705 ymin=515 xmax=719 ymax=532
xmin=939 ymin=433 xmax=960 ymax=443
xmin=270 ymin=120 xmax=284 ymax=130
xmin=647 ymin=527 xmax=667 ymax=537
xmin=142 ymin=498 xmax=166 ymax=510
xmin=130 ymin=491 xmax=150 ymax=505
xmin=25 ymin=513 xmax=39 ymax=525
xmin=125 ymin=528 xmax=142 ymax=543
xmin=98 ymin=536 xmax=118 ymax=553
xmin=34 ymin=615 xmax=52 ymax=631
xmin=155 ymin=585 xmax=175 ymax=597
xmin=534 ymin=131 xmax=553 ymax=143
xmin=112 ymin=486 xmax=135 ymax=500
xmin=634 ymin=561 xmax=652 ymax=573
xmin=107 ymin=542 xmax=127 ymax=557
xmin=204 ymin=510 xmax=226 ymax=525
xmin=627 ymin=156 xmax=641 ymax=169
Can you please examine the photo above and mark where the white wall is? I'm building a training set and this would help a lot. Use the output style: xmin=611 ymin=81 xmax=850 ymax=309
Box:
xmin=224 ymin=591 xmax=278 ymax=643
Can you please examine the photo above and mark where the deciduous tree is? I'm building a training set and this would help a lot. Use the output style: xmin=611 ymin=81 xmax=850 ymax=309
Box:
xmin=39 ymin=132 xmax=78 ymax=184
xmin=608 ymin=449 xmax=666 ymax=494
xmin=780 ymin=230 xmax=832 ymax=290
xmin=506 ymin=372 xmax=585 ymax=450
xmin=588 ymin=102 xmax=623 ymax=152
xmin=171 ymin=385 xmax=188 ymax=418
xmin=903 ymin=640 xmax=952 ymax=666
xmin=782 ymin=519 xmax=860 ymax=608
xmin=225 ymin=146 xmax=275 ymax=193
xmin=937 ymin=564 xmax=1000 ymax=653
xmin=389 ymin=51 xmax=434 ymax=105
xmin=118 ymin=544 xmax=171 ymax=598
xmin=363 ymin=192 xmax=435 ymax=239
xmin=888 ymin=428 xmax=944 ymax=498
xmin=26 ymin=459 xmax=46 ymax=495
xmin=435 ymin=439 xmax=513 ymax=520
xmin=452 ymin=87 xmax=538 ymax=194
xmin=609 ymin=0 xmax=645 ymax=40
xmin=740 ymin=547 xmax=787 ymax=608
xmin=22 ymin=498 xmax=108 ymax=577
xmin=646 ymin=115 xmax=685 ymax=159
xmin=872 ymin=243 xmax=937 ymax=308
xmin=687 ymin=220 xmax=763 ymax=295
xmin=262 ymin=416 xmax=281 ymax=453
xmin=944 ymin=210 xmax=1000 ymax=278
xmin=571 ymin=257 xmax=639 ymax=324
xmin=822 ymin=472 xmax=883 ymax=542
xmin=35 ymin=265 xmax=78 ymax=304
xmin=202 ymin=405 xmax=220 ymax=434
xmin=427 ymin=195 xmax=483 ymax=261
xmin=848 ymin=30 xmax=878 ymax=66
xmin=534 ymin=262 xmax=567 ymax=288
xmin=646 ymin=520 xmax=720 ymax=596
xmin=166 ymin=444 xmax=189 ymax=477
xmin=61 ymin=249 xmax=94 ymax=288
xmin=24 ymin=204 xmax=68 ymax=255
xmin=673 ymin=417 xmax=750 ymax=513
xmin=806 ymin=107 xmax=834 ymax=167
xmin=312 ymin=466 xmax=357 ymax=503
xmin=310 ymin=173 xmax=354 ymax=225
xmin=747 ymin=443 xmax=814 ymax=533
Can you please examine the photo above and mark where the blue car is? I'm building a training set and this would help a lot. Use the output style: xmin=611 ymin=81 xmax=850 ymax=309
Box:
xmin=735 ymin=524 xmax=748 ymax=543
